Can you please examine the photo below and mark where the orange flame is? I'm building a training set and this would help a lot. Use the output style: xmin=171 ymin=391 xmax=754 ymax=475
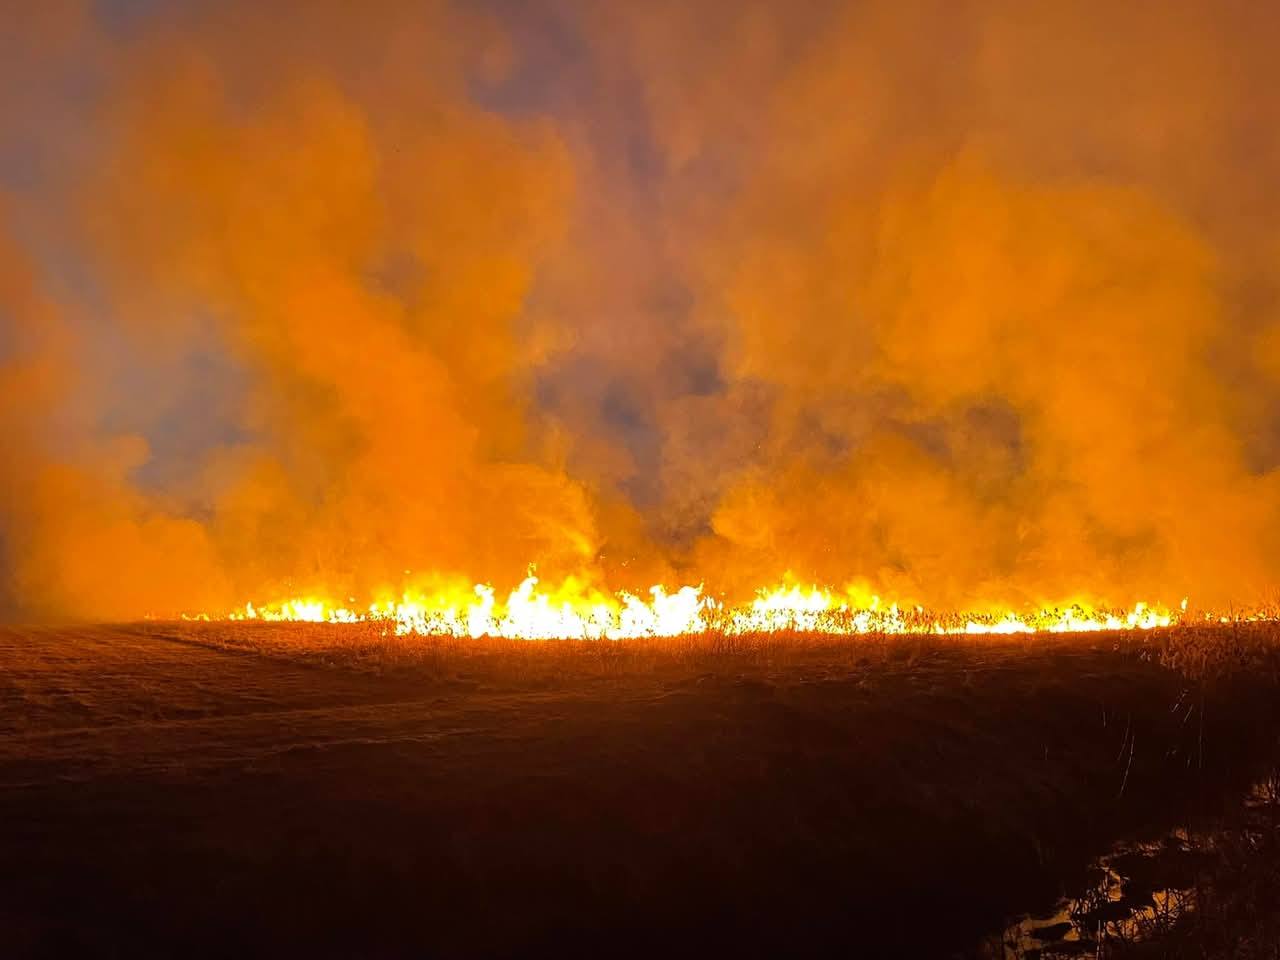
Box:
xmin=183 ymin=577 xmax=1264 ymax=639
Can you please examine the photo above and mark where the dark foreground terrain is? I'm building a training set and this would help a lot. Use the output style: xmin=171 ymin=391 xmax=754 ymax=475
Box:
xmin=2 ymin=624 xmax=1278 ymax=958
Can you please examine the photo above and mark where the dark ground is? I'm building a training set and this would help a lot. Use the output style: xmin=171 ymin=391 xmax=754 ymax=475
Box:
xmin=1 ymin=624 xmax=1277 ymax=958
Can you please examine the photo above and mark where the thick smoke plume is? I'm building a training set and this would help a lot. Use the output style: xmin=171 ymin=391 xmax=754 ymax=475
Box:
xmin=2 ymin=0 xmax=1278 ymax=619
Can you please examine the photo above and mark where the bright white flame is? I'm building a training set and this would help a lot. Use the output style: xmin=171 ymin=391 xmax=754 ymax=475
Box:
xmin=187 ymin=575 xmax=1257 ymax=639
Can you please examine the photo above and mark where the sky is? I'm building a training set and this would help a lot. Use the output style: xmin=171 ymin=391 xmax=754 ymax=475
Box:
xmin=2 ymin=0 xmax=1279 ymax=619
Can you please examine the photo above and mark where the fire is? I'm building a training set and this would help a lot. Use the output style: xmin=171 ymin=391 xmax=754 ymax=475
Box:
xmin=181 ymin=576 xmax=1267 ymax=639
xmin=210 ymin=576 xmax=709 ymax=640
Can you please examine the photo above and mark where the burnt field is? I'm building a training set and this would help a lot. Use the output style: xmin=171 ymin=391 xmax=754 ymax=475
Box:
xmin=2 ymin=623 xmax=1279 ymax=958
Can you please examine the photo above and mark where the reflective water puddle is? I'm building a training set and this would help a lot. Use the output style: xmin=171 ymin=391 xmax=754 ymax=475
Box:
xmin=979 ymin=768 xmax=1280 ymax=958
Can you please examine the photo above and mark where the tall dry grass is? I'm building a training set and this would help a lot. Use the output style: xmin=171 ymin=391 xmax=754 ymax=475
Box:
xmin=135 ymin=620 xmax=1280 ymax=690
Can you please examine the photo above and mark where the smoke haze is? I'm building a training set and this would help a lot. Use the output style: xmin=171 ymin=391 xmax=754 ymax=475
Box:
xmin=2 ymin=0 xmax=1278 ymax=618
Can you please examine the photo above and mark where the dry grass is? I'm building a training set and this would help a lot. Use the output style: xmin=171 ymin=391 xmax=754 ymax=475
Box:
xmin=1150 ymin=622 xmax=1280 ymax=683
xmin=135 ymin=620 xmax=1028 ymax=691
xmin=8 ymin=620 xmax=1279 ymax=958
xmin=136 ymin=619 xmax=1280 ymax=690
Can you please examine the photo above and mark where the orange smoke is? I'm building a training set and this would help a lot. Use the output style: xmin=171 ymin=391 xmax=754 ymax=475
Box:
xmin=2 ymin=1 xmax=1279 ymax=622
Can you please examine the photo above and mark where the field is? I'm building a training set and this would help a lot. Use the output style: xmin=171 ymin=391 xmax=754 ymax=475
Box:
xmin=2 ymin=622 xmax=1279 ymax=957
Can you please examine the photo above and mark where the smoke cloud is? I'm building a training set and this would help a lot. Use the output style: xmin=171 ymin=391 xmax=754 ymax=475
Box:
xmin=2 ymin=0 xmax=1278 ymax=618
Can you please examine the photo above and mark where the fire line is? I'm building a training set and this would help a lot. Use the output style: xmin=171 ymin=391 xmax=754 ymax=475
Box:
xmin=180 ymin=578 xmax=1268 ymax=640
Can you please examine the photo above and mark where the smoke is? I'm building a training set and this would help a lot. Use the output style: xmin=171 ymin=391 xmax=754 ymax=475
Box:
xmin=1 ymin=0 xmax=1278 ymax=618
xmin=620 ymin=0 xmax=1280 ymax=608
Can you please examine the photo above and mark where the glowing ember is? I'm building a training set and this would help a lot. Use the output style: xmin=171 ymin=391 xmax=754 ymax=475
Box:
xmin=182 ymin=578 xmax=1269 ymax=640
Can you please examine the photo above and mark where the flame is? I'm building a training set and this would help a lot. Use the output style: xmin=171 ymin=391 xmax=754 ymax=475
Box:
xmin=176 ymin=573 xmax=1273 ymax=639
xmin=211 ymin=576 xmax=708 ymax=640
